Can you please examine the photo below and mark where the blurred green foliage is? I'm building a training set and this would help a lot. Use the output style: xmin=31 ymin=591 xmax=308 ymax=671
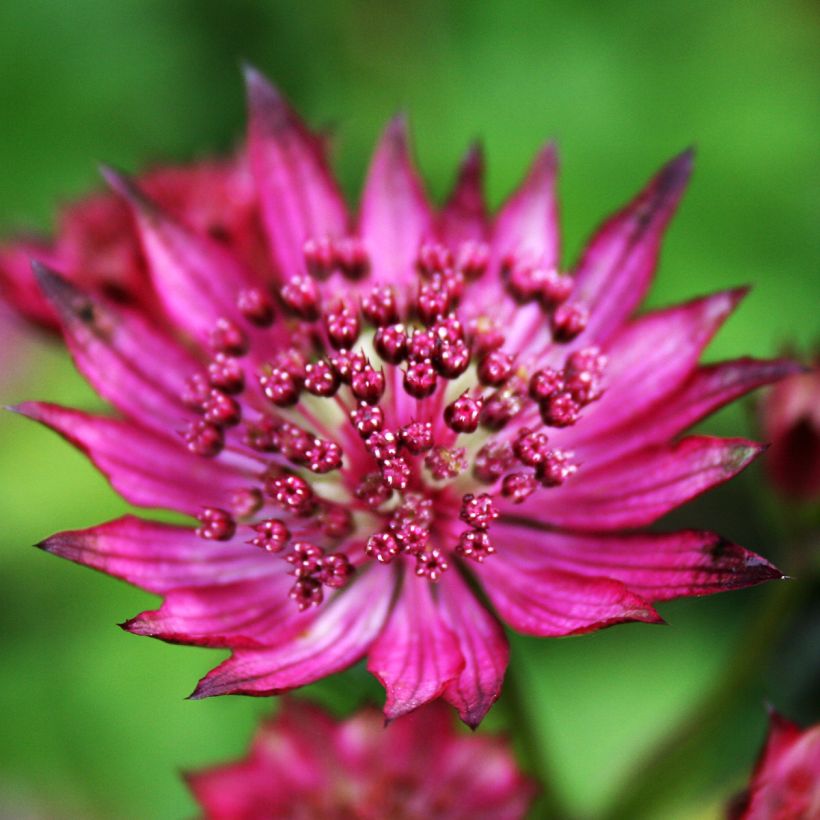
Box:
xmin=0 ymin=1 xmax=817 ymax=818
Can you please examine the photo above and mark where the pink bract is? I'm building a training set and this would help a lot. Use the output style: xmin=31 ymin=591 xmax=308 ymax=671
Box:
xmin=15 ymin=67 xmax=797 ymax=726
xmin=187 ymin=699 xmax=535 ymax=819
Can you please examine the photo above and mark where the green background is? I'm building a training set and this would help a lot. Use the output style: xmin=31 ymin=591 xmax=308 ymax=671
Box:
xmin=0 ymin=2 xmax=817 ymax=817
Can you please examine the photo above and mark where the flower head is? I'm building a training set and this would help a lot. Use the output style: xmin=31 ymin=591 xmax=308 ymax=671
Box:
xmin=187 ymin=699 xmax=534 ymax=819
xmin=16 ymin=67 xmax=796 ymax=726
xmin=729 ymin=710 xmax=820 ymax=820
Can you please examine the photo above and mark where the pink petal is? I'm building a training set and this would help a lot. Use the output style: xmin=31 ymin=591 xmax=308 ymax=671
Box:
xmin=34 ymin=265 xmax=198 ymax=429
xmin=438 ymin=570 xmax=509 ymax=728
xmin=15 ymin=402 xmax=249 ymax=514
xmin=478 ymin=560 xmax=662 ymax=637
xmin=571 ymin=149 xmax=693 ymax=343
xmin=491 ymin=522 xmax=782 ymax=601
xmin=38 ymin=516 xmax=274 ymax=594
xmin=358 ymin=116 xmax=433 ymax=289
xmin=367 ymin=572 xmax=464 ymax=721
xmin=514 ymin=435 xmax=764 ymax=530
xmin=190 ymin=566 xmax=394 ymax=698
xmin=439 ymin=143 xmax=489 ymax=244
xmin=244 ymin=66 xmax=348 ymax=278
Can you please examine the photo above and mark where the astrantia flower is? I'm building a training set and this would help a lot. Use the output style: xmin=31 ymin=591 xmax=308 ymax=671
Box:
xmin=17 ymin=67 xmax=797 ymax=726
xmin=729 ymin=710 xmax=820 ymax=819
xmin=187 ymin=699 xmax=535 ymax=819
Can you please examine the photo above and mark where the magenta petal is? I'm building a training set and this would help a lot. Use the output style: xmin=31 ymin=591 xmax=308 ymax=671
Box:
xmin=38 ymin=516 xmax=274 ymax=594
xmin=15 ymin=402 xmax=248 ymax=514
xmin=190 ymin=567 xmax=394 ymax=698
xmin=34 ymin=265 xmax=198 ymax=429
xmin=516 ymin=435 xmax=764 ymax=530
xmin=571 ymin=149 xmax=693 ymax=343
xmin=358 ymin=116 xmax=433 ymax=289
xmin=491 ymin=522 xmax=782 ymax=602
xmin=439 ymin=143 xmax=489 ymax=244
xmin=367 ymin=572 xmax=464 ymax=721
xmin=438 ymin=570 xmax=509 ymax=728
xmin=479 ymin=560 xmax=662 ymax=637
xmin=244 ymin=66 xmax=348 ymax=278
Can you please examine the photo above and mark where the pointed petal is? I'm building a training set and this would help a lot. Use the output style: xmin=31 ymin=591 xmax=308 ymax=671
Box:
xmin=439 ymin=143 xmax=489 ymax=243
xmin=479 ymin=561 xmax=661 ymax=637
xmin=244 ymin=66 xmax=348 ymax=277
xmin=15 ymin=402 xmax=248 ymax=514
xmin=367 ymin=573 xmax=464 ymax=721
xmin=515 ymin=435 xmax=764 ymax=531
xmin=491 ymin=522 xmax=782 ymax=602
xmin=38 ymin=516 xmax=274 ymax=594
xmin=34 ymin=265 xmax=198 ymax=429
xmin=190 ymin=566 xmax=394 ymax=698
xmin=439 ymin=570 xmax=509 ymax=728
xmin=358 ymin=116 xmax=433 ymax=288
xmin=572 ymin=150 xmax=693 ymax=342
xmin=0 ymin=238 xmax=61 ymax=329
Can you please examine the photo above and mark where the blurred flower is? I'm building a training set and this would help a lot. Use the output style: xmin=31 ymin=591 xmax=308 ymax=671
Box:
xmin=729 ymin=710 xmax=820 ymax=819
xmin=16 ymin=67 xmax=797 ymax=725
xmin=760 ymin=358 xmax=820 ymax=502
xmin=187 ymin=699 xmax=534 ymax=819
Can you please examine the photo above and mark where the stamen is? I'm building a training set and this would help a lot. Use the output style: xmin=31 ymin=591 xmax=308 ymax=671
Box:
xmin=501 ymin=472 xmax=538 ymax=503
xmin=415 ymin=548 xmax=449 ymax=581
xmin=473 ymin=441 xmax=515 ymax=483
xmin=425 ymin=446 xmax=467 ymax=480
xmin=551 ymin=302 xmax=588 ymax=342
xmin=398 ymin=421 xmax=434 ymax=454
xmin=184 ymin=419 xmax=225 ymax=457
xmin=202 ymin=389 xmax=242 ymax=427
xmin=209 ymin=317 xmax=248 ymax=356
xmin=456 ymin=529 xmax=494 ymax=562
xmin=478 ymin=350 xmax=515 ymax=387
xmin=459 ymin=493 xmax=498 ymax=530
xmin=361 ymin=284 xmax=398 ymax=326
xmin=535 ymin=449 xmax=578 ymax=486
xmin=304 ymin=360 xmax=341 ymax=397
xmin=196 ymin=507 xmax=236 ymax=541
xmin=323 ymin=300 xmax=360 ymax=350
xmin=403 ymin=359 xmax=438 ymax=398
xmin=444 ymin=393 xmax=483 ymax=434
xmin=350 ymin=402 xmax=384 ymax=439
xmin=208 ymin=353 xmax=245 ymax=394
xmin=248 ymin=518 xmax=290 ymax=552
xmin=281 ymin=274 xmax=321 ymax=321
xmin=365 ymin=531 xmax=401 ymax=564
xmin=237 ymin=287 xmax=275 ymax=326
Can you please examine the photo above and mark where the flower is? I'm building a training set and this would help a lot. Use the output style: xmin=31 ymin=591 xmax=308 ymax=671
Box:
xmin=17 ymin=66 xmax=797 ymax=726
xmin=187 ymin=699 xmax=535 ymax=819
xmin=760 ymin=357 xmax=820 ymax=502
xmin=729 ymin=710 xmax=820 ymax=819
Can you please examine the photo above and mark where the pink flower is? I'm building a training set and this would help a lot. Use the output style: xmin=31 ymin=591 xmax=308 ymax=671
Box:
xmin=730 ymin=710 xmax=820 ymax=819
xmin=18 ymin=67 xmax=796 ymax=725
xmin=187 ymin=699 xmax=535 ymax=819
xmin=760 ymin=359 xmax=820 ymax=502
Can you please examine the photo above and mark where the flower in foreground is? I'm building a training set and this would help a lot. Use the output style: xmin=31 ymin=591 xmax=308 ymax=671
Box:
xmin=729 ymin=710 xmax=820 ymax=819
xmin=187 ymin=699 xmax=534 ymax=819
xmin=15 ymin=67 xmax=798 ymax=726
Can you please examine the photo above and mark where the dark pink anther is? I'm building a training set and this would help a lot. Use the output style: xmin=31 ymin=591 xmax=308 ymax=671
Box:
xmin=243 ymin=417 xmax=279 ymax=452
xmin=184 ymin=419 xmax=224 ymax=457
xmin=399 ymin=420 xmax=434 ymax=454
xmin=460 ymin=493 xmax=498 ymax=530
xmin=209 ymin=317 xmax=248 ymax=356
xmin=380 ymin=457 xmax=410 ymax=490
xmin=304 ymin=360 xmax=340 ymax=397
xmin=249 ymin=518 xmax=290 ymax=552
xmin=361 ymin=284 xmax=398 ymax=326
xmin=334 ymin=236 xmax=370 ymax=280
xmin=323 ymin=301 xmax=361 ymax=350
xmin=286 ymin=541 xmax=325 ymax=577
xmin=536 ymin=449 xmax=578 ymax=487
xmin=444 ymin=393 xmax=483 ymax=434
xmin=318 ymin=504 xmax=354 ymax=540
xmin=456 ymin=529 xmax=495 ymax=562
xmin=275 ymin=423 xmax=313 ymax=463
xmin=281 ymin=274 xmax=321 ymax=321
xmin=439 ymin=267 xmax=465 ymax=304
xmin=365 ymin=531 xmax=401 ymax=564
xmin=393 ymin=522 xmax=429 ymax=555
xmin=416 ymin=279 xmax=451 ymax=326
xmin=390 ymin=492 xmax=434 ymax=528
xmin=196 ymin=507 xmax=236 ymax=541
xmin=304 ymin=438 xmax=343 ymax=474
xmin=501 ymin=472 xmax=538 ymax=503
xmin=540 ymin=269 xmax=573 ymax=305
xmin=303 ymin=236 xmax=336 ymax=279
xmin=260 ymin=367 xmax=300 ymax=407
xmin=318 ymin=552 xmax=354 ymax=589
xmin=469 ymin=317 xmax=505 ymax=356
xmin=564 ymin=346 xmax=607 ymax=404
xmin=229 ymin=487 xmax=263 ymax=518
xmin=203 ymin=388 xmax=241 ymax=427
xmin=431 ymin=314 xmax=465 ymax=345
xmin=182 ymin=372 xmax=211 ymax=410
xmin=374 ymin=324 xmax=408 ymax=364
xmin=513 ymin=428 xmax=551 ymax=467
xmin=473 ymin=440 xmax=515 ymax=483
xmin=480 ymin=379 xmax=526 ymax=431
xmin=434 ymin=339 xmax=471 ymax=379
xmin=349 ymin=402 xmax=385 ymax=439
xmin=478 ymin=350 xmax=515 ymax=386
xmin=424 ymin=446 xmax=467 ymax=480
xmin=273 ymin=348 xmax=308 ymax=382
xmin=403 ymin=359 xmax=438 ymax=398
xmin=289 ymin=577 xmax=323 ymax=610
xmin=415 ymin=548 xmax=449 ymax=582
xmin=354 ymin=472 xmax=392 ymax=508
xmin=208 ymin=353 xmax=245 ymax=394
xmin=529 ymin=367 xmax=563 ymax=402
xmin=351 ymin=362 xmax=386 ymax=405
xmin=237 ymin=287 xmax=275 ymax=326
xmin=365 ymin=430 xmax=399 ymax=461
xmin=329 ymin=349 xmax=366 ymax=384
xmin=269 ymin=473 xmax=315 ymax=515
xmin=407 ymin=329 xmax=437 ymax=361
xmin=456 ymin=240 xmax=489 ymax=280
xmin=551 ymin=302 xmax=589 ymax=342
xmin=417 ymin=241 xmax=453 ymax=275
xmin=506 ymin=260 xmax=549 ymax=303
xmin=540 ymin=391 xmax=581 ymax=427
